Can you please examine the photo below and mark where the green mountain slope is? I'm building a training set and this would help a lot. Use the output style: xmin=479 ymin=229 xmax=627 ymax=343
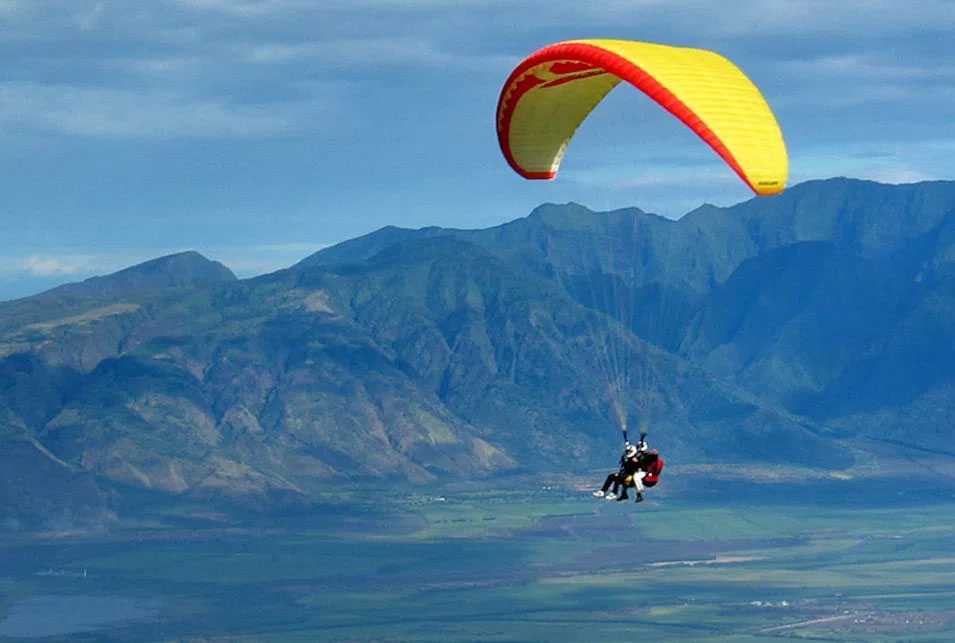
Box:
xmin=5 ymin=178 xmax=954 ymax=527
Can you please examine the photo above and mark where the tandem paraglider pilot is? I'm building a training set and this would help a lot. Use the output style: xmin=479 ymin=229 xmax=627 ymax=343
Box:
xmin=593 ymin=432 xmax=664 ymax=503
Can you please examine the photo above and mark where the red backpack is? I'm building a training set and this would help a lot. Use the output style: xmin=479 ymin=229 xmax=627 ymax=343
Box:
xmin=643 ymin=456 xmax=665 ymax=487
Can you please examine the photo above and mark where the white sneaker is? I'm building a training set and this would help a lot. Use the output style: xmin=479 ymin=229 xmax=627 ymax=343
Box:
xmin=605 ymin=492 xmax=617 ymax=501
xmin=592 ymin=490 xmax=605 ymax=498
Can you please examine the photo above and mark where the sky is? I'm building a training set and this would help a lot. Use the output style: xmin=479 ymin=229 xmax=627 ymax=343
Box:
xmin=1 ymin=0 xmax=953 ymax=300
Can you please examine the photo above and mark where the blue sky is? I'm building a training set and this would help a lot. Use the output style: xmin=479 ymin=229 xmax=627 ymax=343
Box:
xmin=1 ymin=0 xmax=953 ymax=300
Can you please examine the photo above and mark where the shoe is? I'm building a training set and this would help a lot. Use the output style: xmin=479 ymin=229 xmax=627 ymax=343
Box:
xmin=635 ymin=493 xmax=644 ymax=503
xmin=616 ymin=494 xmax=628 ymax=502
xmin=592 ymin=490 xmax=605 ymax=498
xmin=604 ymin=492 xmax=617 ymax=501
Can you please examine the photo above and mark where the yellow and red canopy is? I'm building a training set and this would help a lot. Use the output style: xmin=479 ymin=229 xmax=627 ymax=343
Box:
xmin=496 ymin=39 xmax=788 ymax=196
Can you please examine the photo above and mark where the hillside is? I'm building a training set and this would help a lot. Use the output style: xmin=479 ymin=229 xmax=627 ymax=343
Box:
xmin=3 ymin=179 xmax=954 ymax=528
xmin=304 ymin=178 xmax=955 ymax=449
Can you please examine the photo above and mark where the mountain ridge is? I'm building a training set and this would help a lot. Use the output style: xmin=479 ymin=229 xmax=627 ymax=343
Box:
xmin=2 ymin=178 xmax=954 ymax=529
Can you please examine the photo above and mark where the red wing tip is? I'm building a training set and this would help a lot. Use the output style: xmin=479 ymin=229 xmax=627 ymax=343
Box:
xmin=519 ymin=170 xmax=557 ymax=180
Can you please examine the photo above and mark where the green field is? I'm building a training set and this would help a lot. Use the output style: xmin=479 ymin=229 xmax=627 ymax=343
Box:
xmin=2 ymin=481 xmax=955 ymax=641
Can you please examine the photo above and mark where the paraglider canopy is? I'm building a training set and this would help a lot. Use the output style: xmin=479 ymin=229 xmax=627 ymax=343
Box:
xmin=496 ymin=39 xmax=788 ymax=196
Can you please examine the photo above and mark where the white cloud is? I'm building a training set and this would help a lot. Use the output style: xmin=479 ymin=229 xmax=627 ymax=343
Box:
xmin=111 ymin=56 xmax=204 ymax=76
xmin=560 ymin=1 xmax=955 ymax=37
xmin=783 ymin=54 xmax=955 ymax=82
xmin=172 ymin=0 xmax=303 ymax=16
xmin=208 ymin=242 xmax=328 ymax=276
xmin=553 ymin=160 xmax=754 ymax=218
xmin=0 ymin=0 xmax=28 ymax=15
xmin=74 ymin=1 xmax=106 ymax=30
xmin=166 ymin=0 xmax=955 ymax=37
xmin=859 ymin=168 xmax=944 ymax=185
xmin=6 ymin=251 xmax=181 ymax=279
xmin=566 ymin=164 xmax=739 ymax=191
xmin=775 ymin=54 xmax=955 ymax=109
xmin=775 ymin=83 xmax=955 ymax=109
xmin=176 ymin=0 xmax=512 ymax=14
xmin=789 ymin=140 xmax=955 ymax=186
xmin=3 ymin=242 xmax=328 ymax=285
xmin=0 ymin=82 xmax=335 ymax=139
xmin=244 ymin=39 xmax=448 ymax=66
xmin=16 ymin=254 xmax=99 ymax=277
xmin=243 ymin=37 xmax=518 ymax=72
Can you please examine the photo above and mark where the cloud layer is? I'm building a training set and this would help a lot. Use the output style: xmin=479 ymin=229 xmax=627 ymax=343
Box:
xmin=0 ymin=1 xmax=952 ymax=299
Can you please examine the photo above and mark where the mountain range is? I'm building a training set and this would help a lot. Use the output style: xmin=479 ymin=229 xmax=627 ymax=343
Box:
xmin=3 ymin=177 xmax=954 ymax=530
